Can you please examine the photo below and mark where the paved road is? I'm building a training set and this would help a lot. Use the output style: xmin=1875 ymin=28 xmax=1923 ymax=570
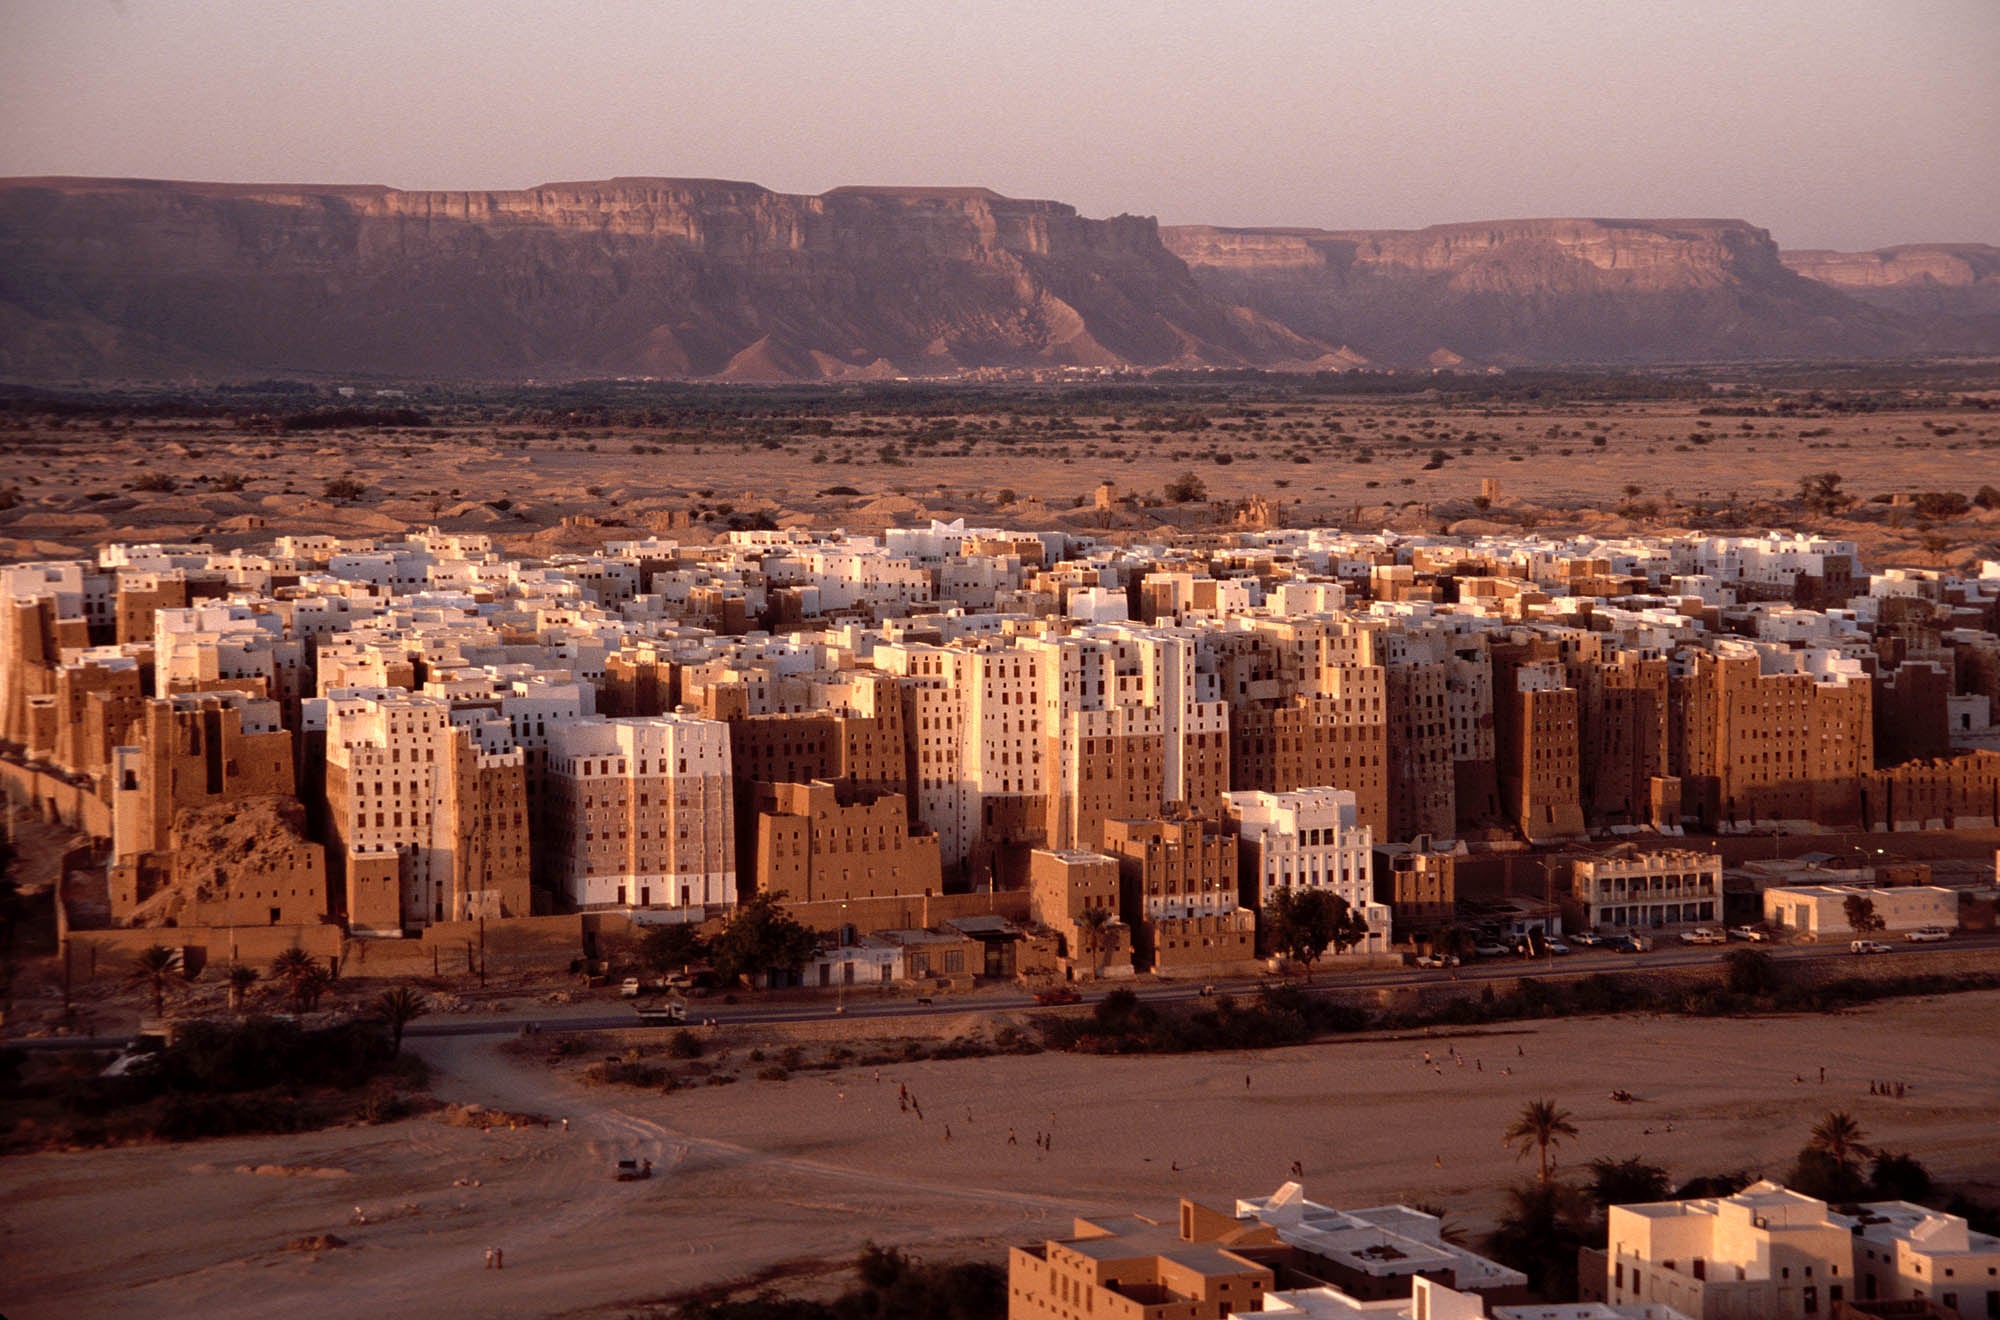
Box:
xmin=405 ymin=930 xmax=2000 ymax=1038
xmin=16 ymin=931 xmax=1997 ymax=1051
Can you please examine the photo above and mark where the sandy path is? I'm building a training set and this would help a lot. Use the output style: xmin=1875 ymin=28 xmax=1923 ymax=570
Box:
xmin=4 ymin=991 xmax=1998 ymax=1319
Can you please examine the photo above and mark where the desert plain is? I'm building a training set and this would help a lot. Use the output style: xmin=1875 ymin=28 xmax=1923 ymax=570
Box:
xmin=3 ymin=379 xmax=1998 ymax=569
xmin=3 ymin=989 xmax=1998 ymax=1320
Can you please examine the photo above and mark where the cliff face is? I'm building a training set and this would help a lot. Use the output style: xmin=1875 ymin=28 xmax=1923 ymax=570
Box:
xmin=1780 ymin=244 xmax=2000 ymax=347
xmin=1161 ymin=218 xmax=1922 ymax=365
xmin=0 ymin=178 xmax=1982 ymax=382
xmin=0 ymin=177 xmax=1321 ymax=381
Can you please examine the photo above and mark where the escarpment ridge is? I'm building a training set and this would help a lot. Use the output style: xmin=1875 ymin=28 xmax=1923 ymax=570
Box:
xmin=0 ymin=176 xmax=1992 ymax=382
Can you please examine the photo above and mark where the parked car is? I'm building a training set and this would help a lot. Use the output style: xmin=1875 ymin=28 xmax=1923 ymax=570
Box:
xmin=1569 ymin=931 xmax=1606 ymax=947
xmin=1543 ymin=939 xmax=1571 ymax=956
xmin=1471 ymin=940 xmax=1510 ymax=958
xmin=1728 ymin=925 xmax=1771 ymax=942
xmin=1903 ymin=926 xmax=1951 ymax=943
xmin=614 ymin=1158 xmax=653 ymax=1181
xmin=618 ymin=977 xmax=642 ymax=998
xmin=1413 ymin=953 xmax=1460 ymax=969
xmin=1850 ymin=940 xmax=1894 ymax=955
xmin=1609 ymin=934 xmax=1650 ymax=954
xmin=1678 ymin=927 xmax=1726 ymax=946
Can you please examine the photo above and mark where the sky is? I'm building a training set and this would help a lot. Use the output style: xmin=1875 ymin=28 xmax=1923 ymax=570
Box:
xmin=2 ymin=0 xmax=1996 ymax=251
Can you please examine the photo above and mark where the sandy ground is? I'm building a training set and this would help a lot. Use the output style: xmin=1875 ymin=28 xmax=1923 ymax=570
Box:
xmin=5 ymin=990 xmax=1998 ymax=1320
xmin=3 ymin=401 xmax=1996 ymax=568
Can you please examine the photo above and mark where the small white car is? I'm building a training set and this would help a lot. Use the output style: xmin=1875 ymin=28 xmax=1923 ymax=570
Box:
xmin=618 ymin=976 xmax=642 ymax=997
xmin=1850 ymin=940 xmax=1893 ymax=955
xmin=1902 ymin=927 xmax=1951 ymax=943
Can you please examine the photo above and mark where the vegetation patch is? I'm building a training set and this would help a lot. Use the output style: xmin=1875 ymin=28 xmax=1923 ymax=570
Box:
xmin=0 ymin=1015 xmax=430 ymax=1153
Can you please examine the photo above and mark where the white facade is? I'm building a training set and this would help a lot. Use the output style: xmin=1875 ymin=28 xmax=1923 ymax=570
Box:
xmin=1224 ymin=787 xmax=1388 ymax=950
xmin=1573 ymin=851 xmax=1723 ymax=932
xmin=1849 ymin=1200 xmax=2000 ymax=1316
xmin=1760 ymin=883 xmax=1959 ymax=939
xmin=1607 ymin=1181 xmax=1856 ymax=1320
xmin=546 ymin=715 xmax=735 ymax=912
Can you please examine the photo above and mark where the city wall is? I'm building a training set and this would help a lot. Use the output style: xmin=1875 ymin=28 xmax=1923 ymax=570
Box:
xmin=63 ymin=922 xmax=344 ymax=980
xmin=0 ymin=759 xmax=110 ymax=838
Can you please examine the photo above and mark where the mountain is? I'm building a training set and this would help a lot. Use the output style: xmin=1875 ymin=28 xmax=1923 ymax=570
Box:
xmin=1161 ymin=218 xmax=1926 ymax=367
xmin=0 ymin=178 xmax=1989 ymax=383
xmin=0 ymin=176 xmax=1321 ymax=382
xmin=1780 ymin=244 xmax=2000 ymax=351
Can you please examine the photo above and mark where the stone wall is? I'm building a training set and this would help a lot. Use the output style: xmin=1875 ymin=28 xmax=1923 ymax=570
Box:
xmin=0 ymin=758 xmax=111 ymax=838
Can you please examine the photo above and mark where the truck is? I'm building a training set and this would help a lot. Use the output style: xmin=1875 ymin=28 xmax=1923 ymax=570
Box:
xmin=634 ymin=998 xmax=688 ymax=1026
xmin=1678 ymin=927 xmax=1726 ymax=946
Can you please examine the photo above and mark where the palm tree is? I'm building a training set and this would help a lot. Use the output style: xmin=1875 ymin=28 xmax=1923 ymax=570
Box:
xmin=292 ymin=965 xmax=333 ymax=1012
xmin=374 ymin=987 xmax=428 ymax=1055
xmin=269 ymin=947 xmax=318 ymax=1007
xmin=226 ymin=964 xmax=259 ymax=1013
xmin=1807 ymin=1111 xmax=1874 ymax=1174
xmin=1077 ymin=907 xmax=1112 ymax=978
xmin=1505 ymin=1098 xmax=1581 ymax=1185
xmin=129 ymin=944 xmax=181 ymax=1018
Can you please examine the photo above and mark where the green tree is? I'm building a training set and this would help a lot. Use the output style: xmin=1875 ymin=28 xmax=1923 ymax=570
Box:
xmin=292 ymin=964 xmax=333 ymax=1011
xmin=269 ymin=947 xmax=330 ymax=1010
xmin=708 ymin=892 xmax=820 ymax=988
xmin=1869 ymin=1151 xmax=1933 ymax=1202
xmin=129 ymin=944 xmax=182 ymax=1018
xmin=639 ymin=923 xmax=708 ymax=974
xmin=1077 ymin=906 xmax=1113 ymax=978
xmin=225 ymin=964 xmax=259 ymax=1013
xmin=1487 ymin=1180 xmax=1595 ymax=1298
xmin=1505 ymin=1098 xmax=1581 ymax=1186
xmin=1262 ymin=887 xmax=1367 ymax=982
xmin=1842 ymin=894 xmax=1885 ymax=936
xmin=1164 ymin=471 xmax=1208 ymax=504
xmin=1798 ymin=471 xmax=1848 ymax=515
xmin=373 ymin=987 xmax=428 ymax=1056
xmin=1585 ymin=1156 xmax=1673 ymax=1211
xmin=1723 ymin=947 xmax=1780 ymax=996
xmin=1806 ymin=1110 xmax=1874 ymax=1173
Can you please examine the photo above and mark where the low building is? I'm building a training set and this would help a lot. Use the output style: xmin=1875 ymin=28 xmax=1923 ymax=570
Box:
xmin=1848 ymin=1199 xmax=2000 ymax=1316
xmin=1760 ymin=884 xmax=1958 ymax=940
xmin=1009 ymin=1209 xmax=1276 ymax=1320
xmin=1234 ymin=1183 xmax=1528 ymax=1304
xmin=1571 ymin=849 xmax=1723 ymax=934
xmin=875 ymin=927 xmax=983 ymax=989
xmin=1605 ymin=1180 xmax=1856 ymax=1319
xmin=1239 ymin=1277 xmax=1688 ymax=1319
xmin=1372 ymin=839 xmax=1459 ymax=945
xmin=803 ymin=933 xmax=901 ymax=990
xmin=1026 ymin=847 xmax=1134 ymax=980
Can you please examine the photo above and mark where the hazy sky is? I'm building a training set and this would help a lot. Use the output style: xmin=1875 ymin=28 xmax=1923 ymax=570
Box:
xmin=3 ymin=0 xmax=1996 ymax=250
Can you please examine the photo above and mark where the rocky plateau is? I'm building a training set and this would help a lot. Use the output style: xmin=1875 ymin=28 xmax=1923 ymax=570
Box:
xmin=1 ymin=176 xmax=1995 ymax=382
